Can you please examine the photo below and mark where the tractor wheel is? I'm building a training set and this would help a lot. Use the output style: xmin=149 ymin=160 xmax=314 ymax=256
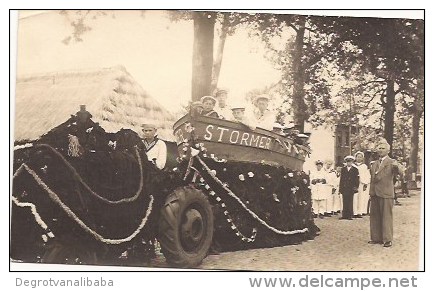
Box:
xmin=41 ymin=240 xmax=98 ymax=265
xmin=158 ymin=186 xmax=213 ymax=267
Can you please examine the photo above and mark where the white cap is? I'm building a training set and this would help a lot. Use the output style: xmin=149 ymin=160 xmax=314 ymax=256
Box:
xmin=344 ymin=155 xmax=355 ymax=162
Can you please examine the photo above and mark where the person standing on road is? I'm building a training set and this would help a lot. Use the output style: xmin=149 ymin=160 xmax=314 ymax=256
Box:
xmin=400 ymin=161 xmax=410 ymax=198
xmin=368 ymin=140 xmax=403 ymax=248
xmin=324 ymin=159 xmax=339 ymax=216
xmin=339 ymin=156 xmax=360 ymax=220
xmin=354 ymin=151 xmax=371 ymax=217
xmin=311 ymin=160 xmax=328 ymax=219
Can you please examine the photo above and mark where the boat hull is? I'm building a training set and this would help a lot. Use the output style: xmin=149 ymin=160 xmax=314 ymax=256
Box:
xmin=173 ymin=115 xmax=308 ymax=170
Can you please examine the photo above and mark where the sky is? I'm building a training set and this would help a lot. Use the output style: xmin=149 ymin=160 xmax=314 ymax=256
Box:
xmin=16 ymin=10 xmax=282 ymax=114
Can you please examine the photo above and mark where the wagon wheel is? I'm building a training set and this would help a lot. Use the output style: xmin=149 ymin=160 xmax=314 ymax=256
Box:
xmin=41 ymin=240 xmax=98 ymax=265
xmin=158 ymin=186 xmax=213 ymax=268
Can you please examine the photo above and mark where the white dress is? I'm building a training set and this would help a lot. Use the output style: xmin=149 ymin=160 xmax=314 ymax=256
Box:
xmin=355 ymin=162 xmax=371 ymax=214
xmin=310 ymin=169 xmax=328 ymax=200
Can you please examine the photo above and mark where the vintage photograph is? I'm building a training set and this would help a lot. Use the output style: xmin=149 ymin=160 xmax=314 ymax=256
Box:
xmin=10 ymin=10 xmax=424 ymax=271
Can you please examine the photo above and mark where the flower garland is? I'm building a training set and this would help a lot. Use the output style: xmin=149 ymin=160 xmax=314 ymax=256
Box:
xmin=15 ymin=163 xmax=154 ymax=245
xmin=190 ymin=167 xmax=257 ymax=243
xmin=13 ymin=164 xmax=55 ymax=243
xmin=196 ymin=157 xmax=309 ymax=236
xmin=35 ymin=144 xmax=145 ymax=204
xmin=12 ymin=196 xmax=55 ymax=240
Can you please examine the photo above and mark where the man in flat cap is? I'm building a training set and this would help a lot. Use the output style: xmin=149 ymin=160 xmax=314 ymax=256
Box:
xmin=339 ymin=155 xmax=360 ymax=220
xmin=214 ymin=88 xmax=232 ymax=120
xmin=141 ymin=123 xmax=167 ymax=170
xmin=249 ymin=94 xmax=275 ymax=131
xmin=368 ymin=140 xmax=402 ymax=247
xmin=230 ymin=103 xmax=256 ymax=130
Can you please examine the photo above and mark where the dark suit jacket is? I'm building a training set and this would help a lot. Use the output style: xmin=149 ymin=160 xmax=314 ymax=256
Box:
xmin=369 ymin=156 xmax=401 ymax=198
xmin=339 ymin=166 xmax=360 ymax=195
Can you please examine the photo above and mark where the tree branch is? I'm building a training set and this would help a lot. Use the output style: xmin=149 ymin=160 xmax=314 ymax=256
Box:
xmin=358 ymin=79 xmax=386 ymax=88
xmin=288 ymin=23 xmax=298 ymax=32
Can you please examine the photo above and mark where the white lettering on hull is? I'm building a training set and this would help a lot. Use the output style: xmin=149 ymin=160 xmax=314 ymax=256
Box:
xmin=204 ymin=125 xmax=214 ymax=141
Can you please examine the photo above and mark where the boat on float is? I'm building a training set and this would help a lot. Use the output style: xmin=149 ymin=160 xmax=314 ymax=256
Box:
xmin=173 ymin=114 xmax=310 ymax=171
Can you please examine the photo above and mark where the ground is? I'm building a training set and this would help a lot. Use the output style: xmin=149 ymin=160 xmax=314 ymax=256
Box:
xmin=151 ymin=190 xmax=422 ymax=271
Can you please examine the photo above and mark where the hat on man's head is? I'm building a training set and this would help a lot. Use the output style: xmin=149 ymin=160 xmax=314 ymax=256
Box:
xmin=191 ymin=101 xmax=204 ymax=108
xmin=230 ymin=103 xmax=246 ymax=111
xmin=141 ymin=123 xmax=157 ymax=130
xmin=253 ymin=94 xmax=270 ymax=105
xmin=214 ymin=88 xmax=228 ymax=96
xmin=344 ymin=155 xmax=355 ymax=162
xmin=315 ymin=160 xmax=324 ymax=165
xmin=201 ymin=95 xmax=217 ymax=104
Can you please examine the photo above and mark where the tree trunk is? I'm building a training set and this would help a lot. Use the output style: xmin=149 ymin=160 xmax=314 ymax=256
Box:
xmin=210 ymin=15 xmax=229 ymax=93
xmin=383 ymin=78 xmax=396 ymax=153
xmin=192 ymin=12 xmax=215 ymax=101
xmin=408 ymin=110 xmax=421 ymax=185
xmin=408 ymin=86 xmax=423 ymax=188
xmin=291 ymin=17 xmax=307 ymax=132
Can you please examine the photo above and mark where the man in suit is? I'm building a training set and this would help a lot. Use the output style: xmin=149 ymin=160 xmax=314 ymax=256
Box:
xmin=368 ymin=140 xmax=402 ymax=247
xmin=339 ymin=155 xmax=360 ymax=220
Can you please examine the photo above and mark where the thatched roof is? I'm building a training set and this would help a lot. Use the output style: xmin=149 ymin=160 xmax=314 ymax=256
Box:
xmin=14 ymin=66 xmax=176 ymax=141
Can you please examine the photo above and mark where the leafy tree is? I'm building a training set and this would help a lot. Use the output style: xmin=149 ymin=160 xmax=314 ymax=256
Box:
xmin=312 ymin=16 xmax=424 ymax=152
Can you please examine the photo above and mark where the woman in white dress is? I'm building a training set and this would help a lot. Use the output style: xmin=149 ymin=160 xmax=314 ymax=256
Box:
xmin=324 ymin=159 xmax=340 ymax=215
xmin=311 ymin=160 xmax=328 ymax=219
xmin=353 ymin=151 xmax=371 ymax=217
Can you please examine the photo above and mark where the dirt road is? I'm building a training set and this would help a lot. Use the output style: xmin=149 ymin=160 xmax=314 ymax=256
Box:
xmin=197 ymin=190 xmax=422 ymax=271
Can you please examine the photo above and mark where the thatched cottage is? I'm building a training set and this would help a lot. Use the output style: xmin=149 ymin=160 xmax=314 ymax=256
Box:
xmin=13 ymin=66 xmax=176 ymax=142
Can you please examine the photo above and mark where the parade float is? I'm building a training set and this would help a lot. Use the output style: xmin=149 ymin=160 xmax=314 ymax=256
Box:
xmin=11 ymin=110 xmax=318 ymax=268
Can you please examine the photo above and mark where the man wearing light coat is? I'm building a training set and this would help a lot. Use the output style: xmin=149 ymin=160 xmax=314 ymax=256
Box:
xmin=368 ymin=140 xmax=402 ymax=248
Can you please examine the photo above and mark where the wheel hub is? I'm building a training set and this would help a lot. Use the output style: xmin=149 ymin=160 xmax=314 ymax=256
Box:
xmin=181 ymin=208 xmax=204 ymax=249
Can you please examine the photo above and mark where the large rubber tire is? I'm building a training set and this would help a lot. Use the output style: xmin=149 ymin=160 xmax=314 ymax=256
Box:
xmin=41 ymin=240 xmax=98 ymax=265
xmin=158 ymin=186 xmax=213 ymax=267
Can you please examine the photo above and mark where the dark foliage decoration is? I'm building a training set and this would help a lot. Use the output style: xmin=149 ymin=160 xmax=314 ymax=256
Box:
xmin=11 ymin=115 xmax=183 ymax=265
xmin=179 ymin=154 xmax=319 ymax=252
xmin=12 ymin=113 xmax=318 ymax=266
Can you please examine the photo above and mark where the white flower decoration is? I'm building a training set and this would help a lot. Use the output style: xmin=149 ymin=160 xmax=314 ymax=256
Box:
xmin=273 ymin=193 xmax=280 ymax=202
xmin=247 ymin=172 xmax=254 ymax=178
xmin=239 ymin=174 xmax=245 ymax=181
xmin=190 ymin=148 xmax=200 ymax=156
xmin=288 ymin=172 xmax=294 ymax=177
xmin=185 ymin=123 xmax=193 ymax=133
